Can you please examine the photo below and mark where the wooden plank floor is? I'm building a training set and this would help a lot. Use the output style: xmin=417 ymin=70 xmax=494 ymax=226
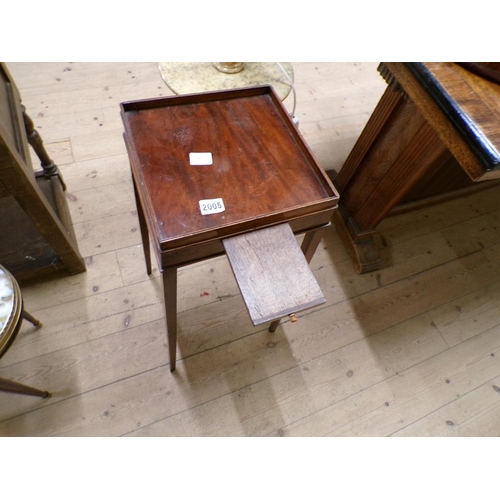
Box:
xmin=1 ymin=62 xmax=500 ymax=437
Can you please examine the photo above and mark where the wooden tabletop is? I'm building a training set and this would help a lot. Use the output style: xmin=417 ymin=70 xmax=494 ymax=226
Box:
xmin=121 ymin=86 xmax=338 ymax=250
xmin=382 ymin=62 xmax=500 ymax=181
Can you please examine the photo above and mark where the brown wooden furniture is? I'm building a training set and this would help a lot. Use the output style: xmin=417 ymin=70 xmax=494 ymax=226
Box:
xmin=334 ymin=62 xmax=500 ymax=273
xmin=223 ymin=222 xmax=326 ymax=330
xmin=0 ymin=264 xmax=50 ymax=398
xmin=0 ymin=63 xmax=85 ymax=281
xmin=121 ymin=86 xmax=339 ymax=371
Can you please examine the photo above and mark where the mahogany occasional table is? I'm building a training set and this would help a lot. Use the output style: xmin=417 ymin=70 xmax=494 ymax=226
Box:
xmin=121 ymin=86 xmax=339 ymax=372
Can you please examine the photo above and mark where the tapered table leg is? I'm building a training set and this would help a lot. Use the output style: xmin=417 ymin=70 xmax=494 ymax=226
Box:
xmin=162 ymin=267 xmax=178 ymax=371
xmin=132 ymin=175 xmax=152 ymax=275
xmin=300 ymin=224 xmax=328 ymax=263
xmin=0 ymin=376 xmax=51 ymax=398
xmin=22 ymin=309 xmax=42 ymax=327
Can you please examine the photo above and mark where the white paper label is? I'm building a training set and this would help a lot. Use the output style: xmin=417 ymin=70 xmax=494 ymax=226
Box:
xmin=199 ymin=198 xmax=225 ymax=215
xmin=189 ymin=152 xmax=213 ymax=165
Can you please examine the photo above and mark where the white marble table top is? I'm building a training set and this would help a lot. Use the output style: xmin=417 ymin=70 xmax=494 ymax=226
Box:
xmin=0 ymin=266 xmax=15 ymax=338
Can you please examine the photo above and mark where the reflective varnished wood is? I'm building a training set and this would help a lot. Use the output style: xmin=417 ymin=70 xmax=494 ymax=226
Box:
xmin=121 ymin=86 xmax=339 ymax=371
xmin=390 ymin=62 xmax=500 ymax=181
xmin=121 ymin=86 xmax=336 ymax=254
xmin=335 ymin=62 xmax=500 ymax=274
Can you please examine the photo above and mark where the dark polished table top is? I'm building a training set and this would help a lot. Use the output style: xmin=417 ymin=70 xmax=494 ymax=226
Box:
xmin=121 ymin=86 xmax=338 ymax=252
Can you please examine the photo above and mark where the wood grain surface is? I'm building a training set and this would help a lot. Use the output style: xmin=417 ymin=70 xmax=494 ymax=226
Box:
xmin=223 ymin=223 xmax=325 ymax=324
xmin=385 ymin=62 xmax=500 ymax=181
xmin=121 ymin=87 xmax=338 ymax=250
